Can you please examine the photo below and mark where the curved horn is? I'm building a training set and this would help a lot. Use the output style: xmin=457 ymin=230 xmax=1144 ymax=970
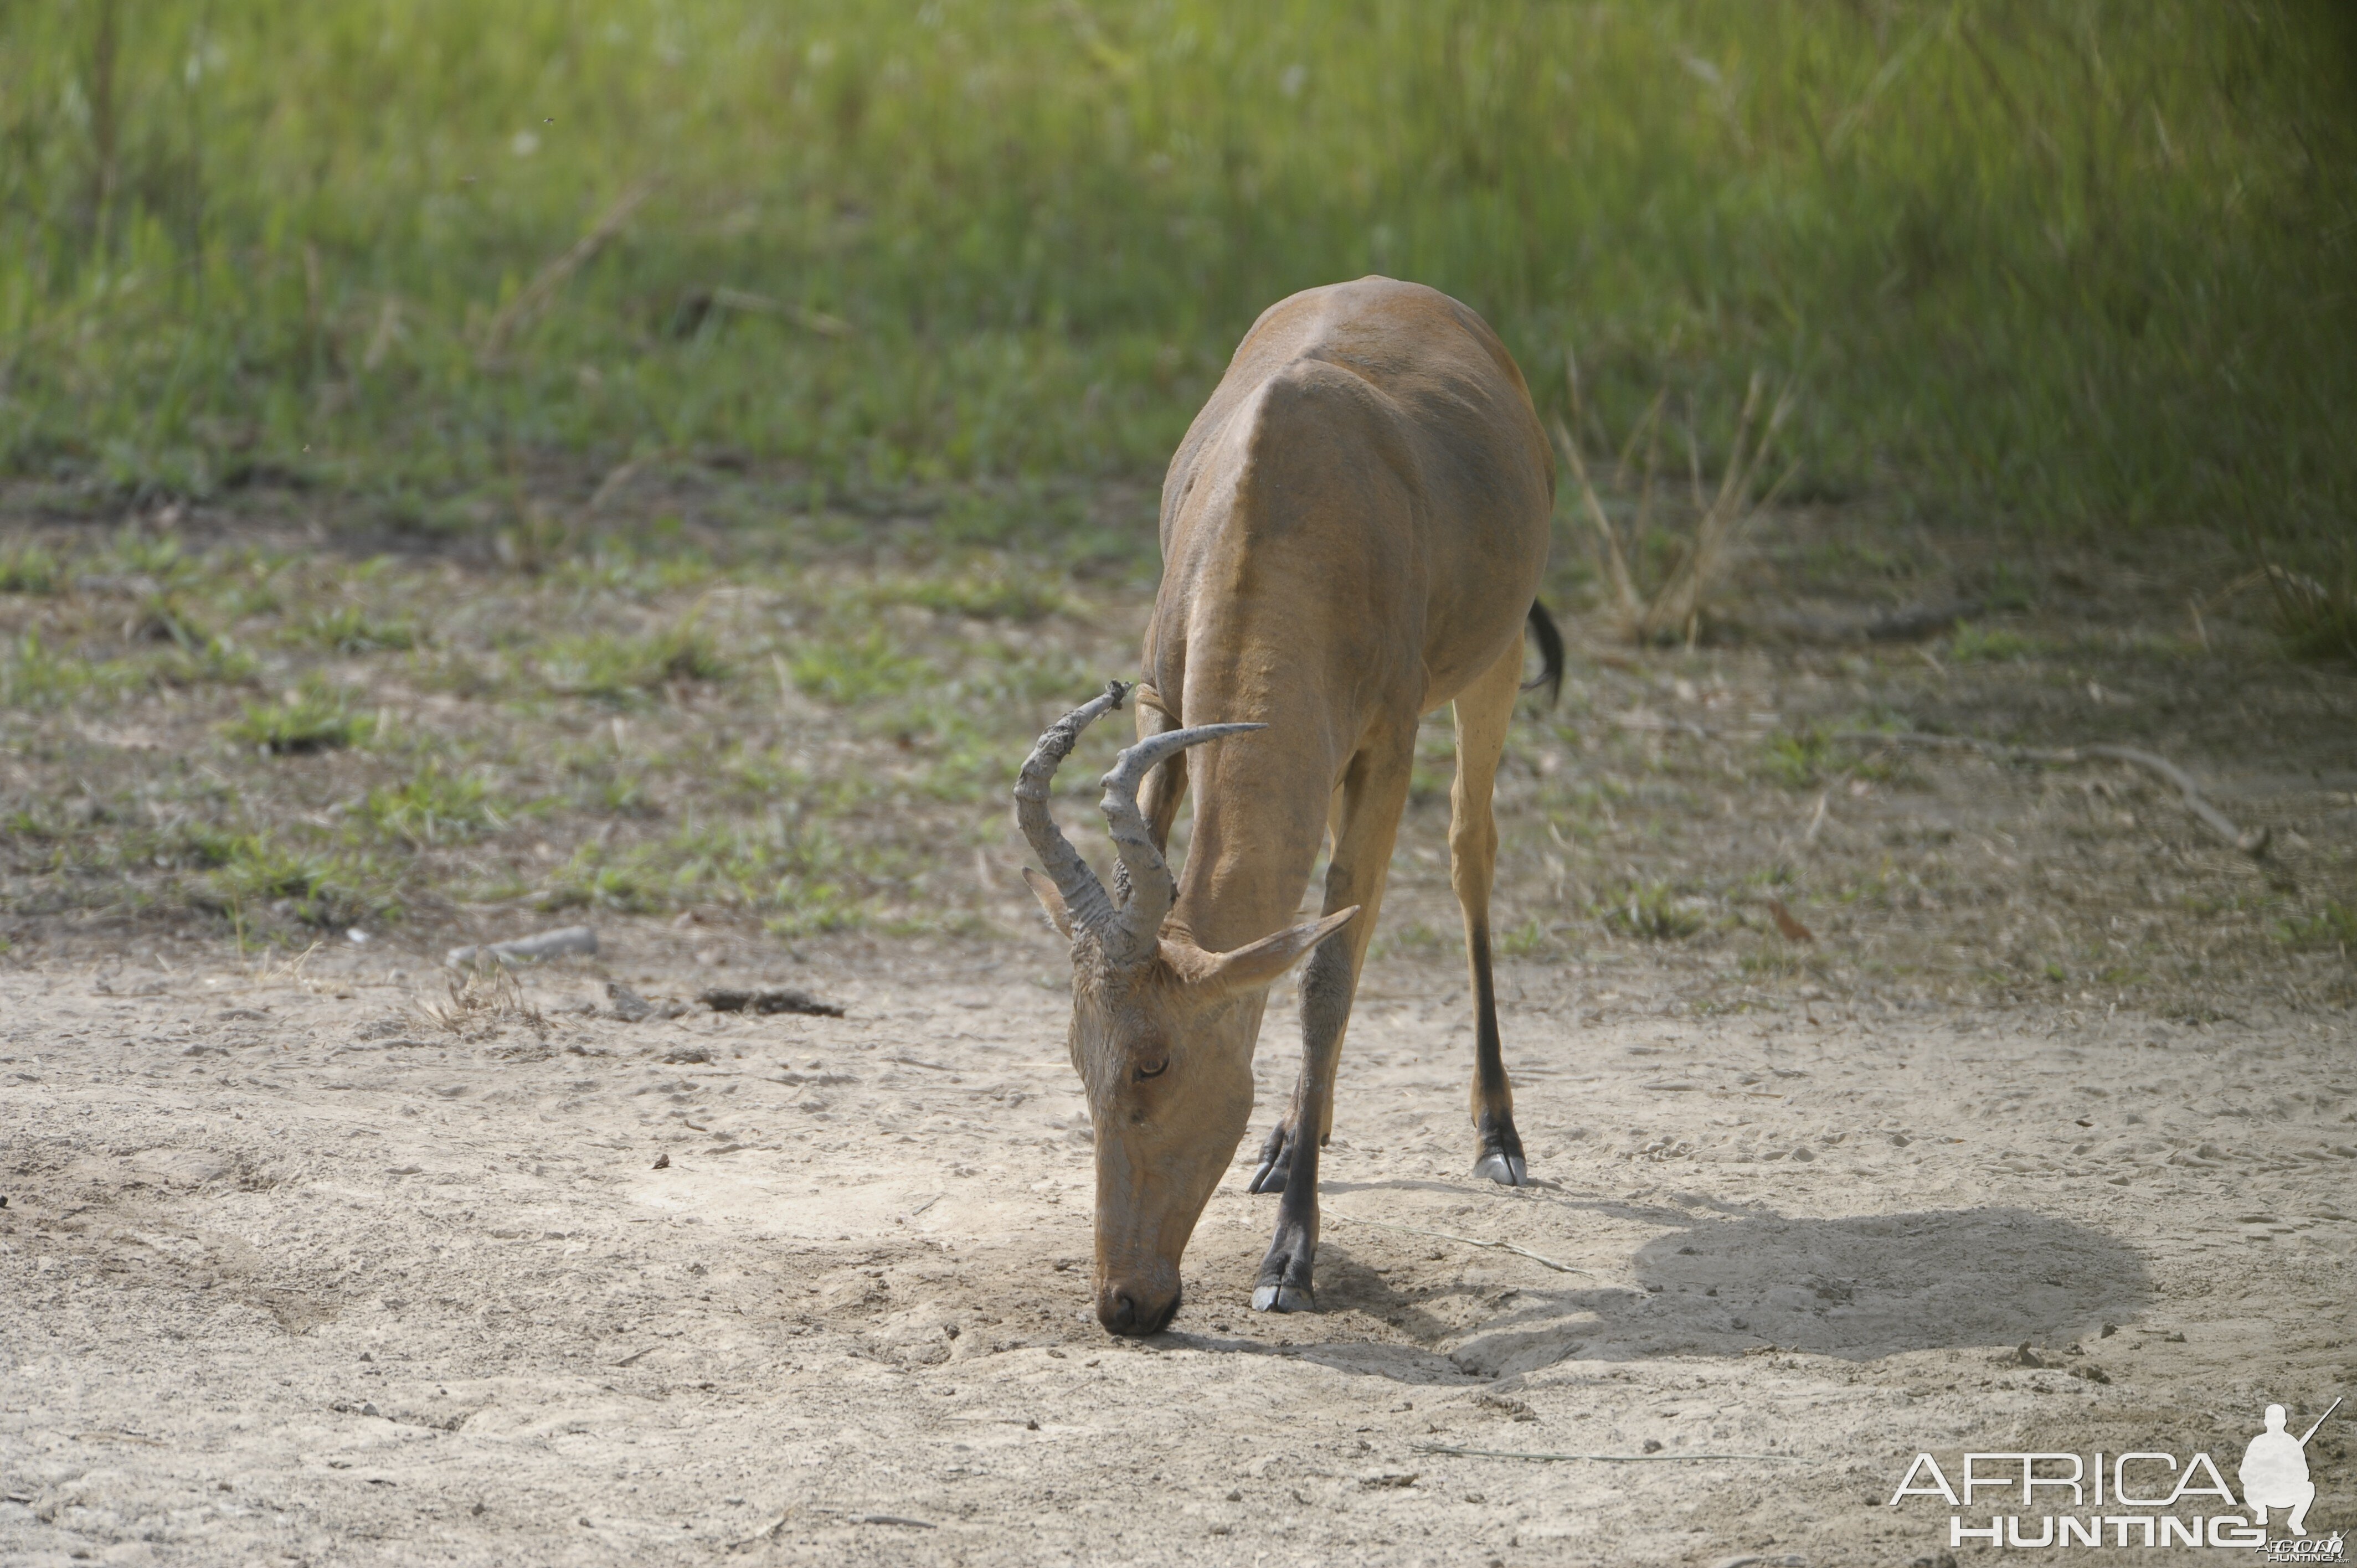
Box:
xmin=1013 ymin=680 xmax=1130 ymax=943
xmin=1098 ymin=721 xmax=1264 ymax=963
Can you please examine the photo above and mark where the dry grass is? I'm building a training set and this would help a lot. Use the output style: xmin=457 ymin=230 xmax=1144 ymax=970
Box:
xmin=1556 ymin=366 xmax=1796 ymax=646
xmin=420 ymin=961 xmax=545 ymax=1038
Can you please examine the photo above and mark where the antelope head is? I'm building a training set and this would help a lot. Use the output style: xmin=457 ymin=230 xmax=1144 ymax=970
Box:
xmin=1015 ymin=682 xmax=1355 ymax=1336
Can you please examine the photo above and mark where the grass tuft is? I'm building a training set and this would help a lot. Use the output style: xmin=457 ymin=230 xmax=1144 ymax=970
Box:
xmin=224 ymin=687 xmax=375 ymax=755
xmin=203 ymin=835 xmax=391 ymax=929
xmin=0 ymin=545 xmax=61 ymax=595
xmin=362 ymin=762 xmax=503 ymax=847
xmin=1600 ymin=882 xmax=1706 ymax=941
xmin=2276 ymin=901 xmax=2357 ymax=953
xmin=1948 ymin=623 xmax=2040 ymax=663
xmin=790 ymin=630 xmax=929 ymax=705
xmin=291 ymin=606 xmax=419 ymax=654
xmin=536 ymin=626 xmax=727 ymax=702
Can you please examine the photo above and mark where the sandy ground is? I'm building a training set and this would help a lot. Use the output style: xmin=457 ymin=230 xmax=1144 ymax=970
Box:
xmin=3 ymin=926 xmax=2351 ymax=1567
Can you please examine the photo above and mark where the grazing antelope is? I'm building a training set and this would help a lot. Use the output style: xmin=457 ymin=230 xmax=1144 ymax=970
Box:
xmin=1015 ymin=277 xmax=1562 ymax=1337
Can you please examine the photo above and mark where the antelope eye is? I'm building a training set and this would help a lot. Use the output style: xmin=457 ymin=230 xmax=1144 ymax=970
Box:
xmin=1134 ymin=1057 xmax=1169 ymax=1081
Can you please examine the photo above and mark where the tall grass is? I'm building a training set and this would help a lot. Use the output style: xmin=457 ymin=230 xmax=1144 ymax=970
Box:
xmin=2 ymin=1 xmax=2351 ymax=554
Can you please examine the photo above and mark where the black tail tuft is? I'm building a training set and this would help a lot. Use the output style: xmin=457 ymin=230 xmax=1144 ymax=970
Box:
xmin=1523 ymin=599 xmax=1565 ymax=709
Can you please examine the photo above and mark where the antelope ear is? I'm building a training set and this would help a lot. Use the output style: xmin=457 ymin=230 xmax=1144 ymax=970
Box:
xmin=1021 ymin=866 xmax=1075 ymax=940
xmin=1200 ymin=906 xmax=1360 ymax=997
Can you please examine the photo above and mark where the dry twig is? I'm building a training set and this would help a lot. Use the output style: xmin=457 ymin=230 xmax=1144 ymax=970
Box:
xmin=478 ymin=176 xmax=662 ymax=365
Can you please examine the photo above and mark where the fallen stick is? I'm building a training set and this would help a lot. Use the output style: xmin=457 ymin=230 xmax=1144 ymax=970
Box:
xmin=446 ymin=925 xmax=598 ymax=967
xmin=1832 ymin=732 xmax=2269 ymax=859
xmin=1414 ymin=1442 xmax=1810 ymax=1463
xmin=1326 ymin=1214 xmax=1591 ymax=1275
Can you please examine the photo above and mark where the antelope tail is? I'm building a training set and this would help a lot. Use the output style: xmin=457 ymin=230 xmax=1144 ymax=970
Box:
xmin=1523 ymin=599 xmax=1565 ymax=709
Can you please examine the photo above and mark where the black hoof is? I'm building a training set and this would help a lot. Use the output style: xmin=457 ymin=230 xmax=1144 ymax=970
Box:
xmin=1474 ymin=1109 xmax=1528 ymax=1187
xmin=1472 ymin=1149 xmax=1528 ymax=1186
xmin=1246 ymin=1120 xmax=1298 ymax=1195
xmin=1252 ymin=1224 xmax=1316 ymax=1313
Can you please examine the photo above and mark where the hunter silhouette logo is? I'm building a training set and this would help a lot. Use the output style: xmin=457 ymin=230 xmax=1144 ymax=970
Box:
xmin=1886 ymin=1395 xmax=2343 ymax=1552
xmin=2245 ymin=1399 xmax=2339 ymax=1539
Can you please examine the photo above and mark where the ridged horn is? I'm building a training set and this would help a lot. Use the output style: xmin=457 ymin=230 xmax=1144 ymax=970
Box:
xmin=1013 ymin=681 xmax=1130 ymax=943
xmin=1098 ymin=721 xmax=1264 ymax=964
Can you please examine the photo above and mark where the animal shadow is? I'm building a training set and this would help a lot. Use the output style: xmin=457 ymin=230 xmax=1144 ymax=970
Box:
xmin=1442 ymin=1204 xmax=2154 ymax=1377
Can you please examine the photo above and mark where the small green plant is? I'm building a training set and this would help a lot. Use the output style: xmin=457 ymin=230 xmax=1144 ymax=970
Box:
xmin=577 ymin=768 xmax=658 ymax=817
xmin=1983 ymin=561 xmax=2037 ymax=613
xmin=1600 ymin=882 xmax=1705 ymax=940
xmin=1 ymin=631 xmax=136 ymax=709
xmin=106 ymin=529 xmax=188 ymax=584
xmin=224 ymin=687 xmax=375 ymax=755
xmin=363 ymin=763 xmax=502 ymax=846
xmin=151 ymin=637 xmax=260 ymax=688
xmin=790 ymin=630 xmax=928 ymax=705
xmin=1739 ymin=949 xmax=1815 ymax=979
xmin=871 ymin=567 xmax=1069 ymax=622
xmin=205 ymin=835 xmax=388 ymax=928
xmin=291 ymin=605 xmax=418 ymax=653
xmin=2276 ymin=900 xmax=2357 ymax=952
xmin=764 ymin=883 xmax=874 ymax=938
xmin=1761 ymin=730 xmax=1833 ymax=789
xmin=1495 ymin=916 xmax=1560 ymax=959
xmin=537 ymin=626 xmax=727 ymax=702
xmin=536 ymin=857 xmax=670 ymax=914
xmin=125 ymin=593 xmax=213 ymax=651
xmin=1949 ymin=622 xmax=2039 ymax=663
xmin=0 ymin=544 xmax=60 ymax=595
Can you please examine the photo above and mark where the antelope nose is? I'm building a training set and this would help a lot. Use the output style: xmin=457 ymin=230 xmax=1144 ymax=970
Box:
xmin=1096 ymin=1281 xmax=1180 ymax=1338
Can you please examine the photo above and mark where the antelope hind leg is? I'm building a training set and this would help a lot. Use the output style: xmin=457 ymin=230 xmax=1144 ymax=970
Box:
xmin=1450 ymin=636 xmax=1529 ymax=1187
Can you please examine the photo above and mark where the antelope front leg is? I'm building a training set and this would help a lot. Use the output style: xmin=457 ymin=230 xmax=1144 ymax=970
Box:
xmin=1251 ymin=938 xmax=1344 ymax=1312
xmin=1450 ymin=637 xmax=1529 ymax=1187
xmin=1252 ymin=735 xmax=1411 ymax=1312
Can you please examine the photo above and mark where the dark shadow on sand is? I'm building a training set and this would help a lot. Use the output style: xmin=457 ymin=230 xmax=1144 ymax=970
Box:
xmin=1175 ymin=1204 xmax=2154 ymax=1383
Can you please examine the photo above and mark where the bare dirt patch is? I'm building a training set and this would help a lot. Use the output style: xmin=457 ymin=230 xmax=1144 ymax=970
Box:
xmin=2 ymin=936 xmax=2351 ymax=1566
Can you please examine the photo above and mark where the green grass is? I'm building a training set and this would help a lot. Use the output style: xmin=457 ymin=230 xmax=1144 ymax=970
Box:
xmin=790 ymin=630 xmax=929 ymax=706
xmin=361 ymin=761 xmax=504 ymax=846
xmin=1758 ymin=725 xmax=1902 ymax=790
xmin=533 ymin=625 xmax=727 ymax=702
xmin=868 ymin=565 xmax=1072 ymax=623
xmin=1599 ymin=881 xmax=1706 ymax=941
xmin=0 ymin=631 xmax=132 ymax=708
xmin=2 ymin=1 xmax=2351 ymax=593
xmin=290 ymin=605 xmax=419 ymax=653
xmin=2276 ymin=900 xmax=2357 ymax=953
xmin=1948 ymin=622 xmax=2041 ymax=663
xmin=203 ymin=834 xmax=392 ymax=930
xmin=0 ymin=545 xmax=61 ymax=595
xmin=223 ymin=685 xmax=375 ymax=754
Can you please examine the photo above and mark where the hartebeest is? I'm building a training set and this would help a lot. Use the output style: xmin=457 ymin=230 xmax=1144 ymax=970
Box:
xmin=1015 ymin=277 xmax=1562 ymax=1336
